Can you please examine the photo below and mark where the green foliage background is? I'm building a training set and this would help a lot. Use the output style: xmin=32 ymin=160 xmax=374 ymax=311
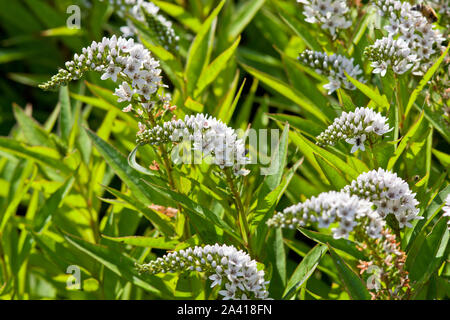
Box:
xmin=0 ymin=0 xmax=448 ymax=300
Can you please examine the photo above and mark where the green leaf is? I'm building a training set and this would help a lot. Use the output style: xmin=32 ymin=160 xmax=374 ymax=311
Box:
xmin=314 ymin=153 xmax=349 ymax=189
xmin=298 ymin=228 xmax=366 ymax=260
xmin=328 ymin=246 xmax=371 ymax=300
xmin=215 ymin=71 xmax=240 ymax=123
xmin=85 ymin=129 xmax=168 ymax=208
xmin=267 ymin=113 xmax=325 ymax=138
xmin=152 ymin=0 xmax=201 ymax=32
xmin=288 ymin=130 xmax=360 ymax=182
xmin=266 ymin=228 xmax=287 ymax=299
xmin=432 ymin=148 xmax=450 ymax=168
xmin=220 ymin=78 xmax=246 ymax=124
xmin=12 ymin=104 xmax=55 ymax=148
xmin=102 ymin=185 xmax=175 ymax=236
xmin=63 ymin=233 xmax=173 ymax=297
xmin=345 ymin=72 xmax=390 ymax=110
xmin=59 ymin=86 xmax=73 ymax=144
xmin=407 ymin=217 xmax=449 ymax=287
xmin=276 ymin=5 xmax=321 ymax=51
xmin=242 ymin=64 xmax=329 ymax=124
xmin=405 ymin=44 xmax=450 ymax=117
xmin=226 ymin=0 xmax=265 ymax=41
xmin=185 ymin=0 xmax=225 ymax=96
xmin=283 ymin=244 xmax=328 ymax=300
xmin=417 ymin=103 xmax=450 ymax=143
xmin=184 ymin=97 xmax=204 ymax=113
xmin=0 ymin=137 xmax=71 ymax=174
xmin=194 ymin=36 xmax=240 ymax=97
xmin=387 ymin=111 xmax=424 ymax=170
xmin=141 ymin=180 xmax=243 ymax=244
xmin=101 ymin=235 xmax=179 ymax=250
xmin=33 ymin=177 xmax=74 ymax=232
xmin=260 ymin=123 xmax=290 ymax=195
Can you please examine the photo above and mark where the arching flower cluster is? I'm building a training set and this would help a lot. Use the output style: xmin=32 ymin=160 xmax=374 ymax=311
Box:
xmin=365 ymin=38 xmax=418 ymax=76
xmin=136 ymin=244 xmax=270 ymax=300
xmin=136 ymin=113 xmax=251 ymax=176
xmin=315 ymin=107 xmax=392 ymax=153
xmin=267 ymin=191 xmax=386 ymax=239
xmin=371 ymin=0 xmax=445 ymax=76
xmin=39 ymin=36 xmax=164 ymax=113
xmin=343 ymin=168 xmax=422 ymax=228
xmin=298 ymin=50 xmax=365 ymax=95
xmin=101 ymin=0 xmax=179 ymax=51
xmin=297 ymin=0 xmax=352 ymax=36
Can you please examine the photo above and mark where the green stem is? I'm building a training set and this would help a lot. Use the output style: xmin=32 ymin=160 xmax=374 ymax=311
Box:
xmin=395 ymin=75 xmax=404 ymax=131
xmin=146 ymin=111 xmax=190 ymax=239
xmin=225 ymin=169 xmax=250 ymax=251
xmin=368 ymin=138 xmax=379 ymax=169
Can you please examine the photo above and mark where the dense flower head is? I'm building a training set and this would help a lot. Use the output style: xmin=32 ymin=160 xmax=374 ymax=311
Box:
xmin=267 ymin=191 xmax=385 ymax=239
xmin=39 ymin=36 xmax=164 ymax=109
xmin=365 ymin=38 xmax=418 ymax=76
xmin=343 ymin=168 xmax=422 ymax=228
xmin=298 ymin=50 xmax=365 ymax=94
xmin=316 ymin=107 xmax=392 ymax=153
xmin=297 ymin=0 xmax=352 ymax=36
xmin=136 ymin=113 xmax=250 ymax=176
xmin=372 ymin=0 xmax=445 ymax=76
xmin=136 ymin=244 xmax=270 ymax=300
xmin=102 ymin=0 xmax=179 ymax=50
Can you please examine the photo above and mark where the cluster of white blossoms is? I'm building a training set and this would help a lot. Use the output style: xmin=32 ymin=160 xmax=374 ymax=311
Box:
xmin=40 ymin=36 xmax=164 ymax=110
xmin=297 ymin=0 xmax=352 ymax=36
xmin=365 ymin=38 xmax=419 ymax=76
xmin=443 ymin=194 xmax=450 ymax=229
xmin=371 ymin=0 xmax=445 ymax=76
xmin=136 ymin=113 xmax=251 ymax=176
xmin=267 ymin=191 xmax=386 ymax=239
xmin=101 ymin=0 xmax=179 ymax=50
xmin=343 ymin=168 xmax=422 ymax=228
xmin=316 ymin=107 xmax=392 ymax=153
xmin=298 ymin=50 xmax=365 ymax=94
xmin=136 ymin=244 xmax=270 ymax=300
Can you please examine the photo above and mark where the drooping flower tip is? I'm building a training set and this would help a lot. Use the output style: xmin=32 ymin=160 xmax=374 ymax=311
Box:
xmin=137 ymin=244 xmax=270 ymax=300
xmin=102 ymin=0 xmax=179 ymax=50
xmin=316 ymin=107 xmax=392 ymax=153
xmin=40 ymin=35 xmax=163 ymax=104
xmin=137 ymin=113 xmax=251 ymax=176
xmin=298 ymin=50 xmax=365 ymax=95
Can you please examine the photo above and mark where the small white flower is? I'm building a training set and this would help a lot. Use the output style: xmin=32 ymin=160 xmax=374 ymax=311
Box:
xmin=209 ymin=273 xmax=222 ymax=288
xmin=122 ymin=104 xmax=133 ymax=112
xmin=346 ymin=134 xmax=366 ymax=153
xmin=114 ymin=82 xmax=134 ymax=102
xmin=101 ymin=64 xmax=121 ymax=82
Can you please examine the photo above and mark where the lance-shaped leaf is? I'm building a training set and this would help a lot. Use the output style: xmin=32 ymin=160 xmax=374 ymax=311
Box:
xmin=328 ymin=246 xmax=371 ymax=300
xmin=283 ymin=244 xmax=328 ymax=300
xmin=64 ymin=232 xmax=173 ymax=297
